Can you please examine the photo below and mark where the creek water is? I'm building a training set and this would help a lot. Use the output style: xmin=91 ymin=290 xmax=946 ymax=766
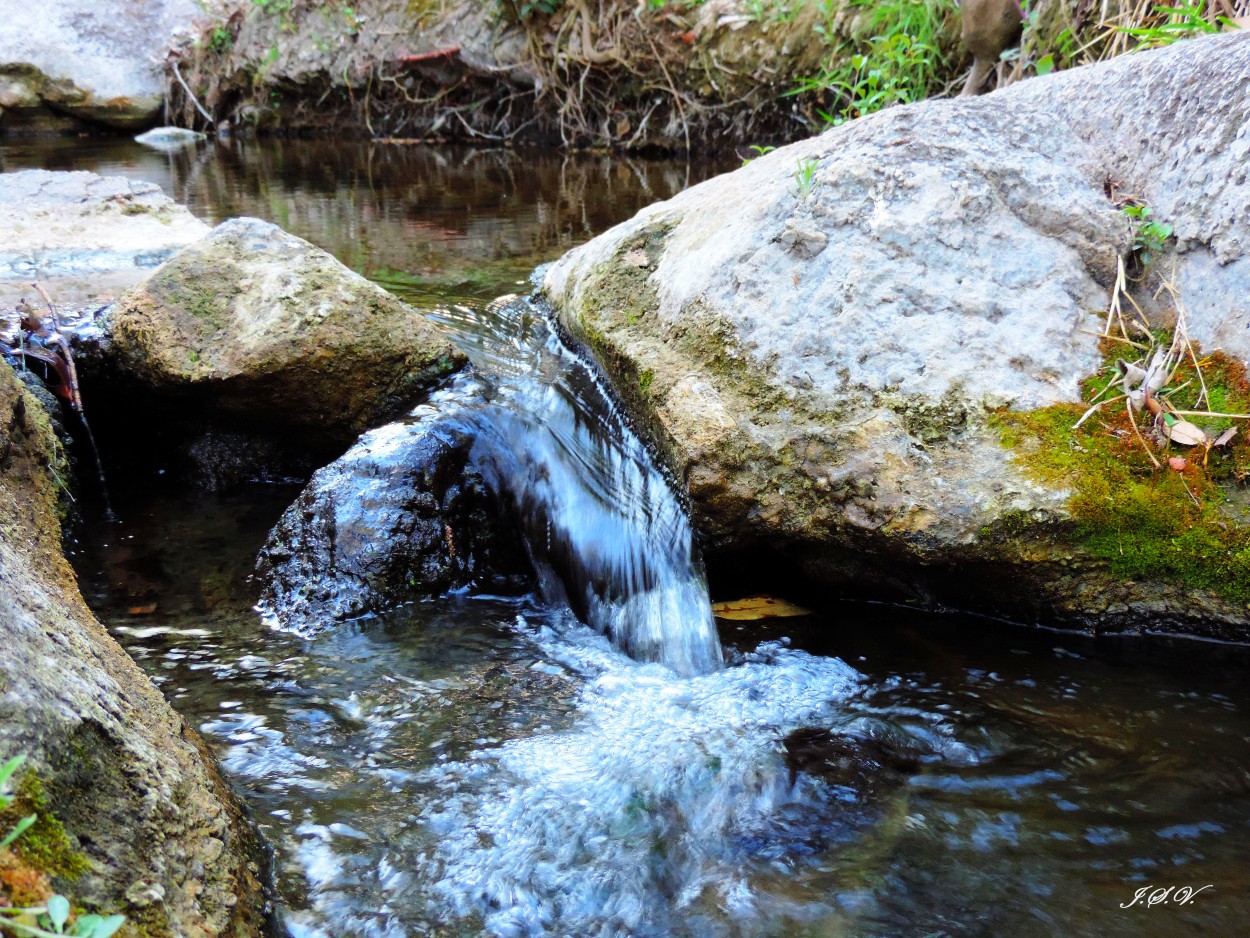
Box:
xmin=6 ymin=139 xmax=1250 ymax=937
xmin=412 ymin=298 xmax=722 ymax=676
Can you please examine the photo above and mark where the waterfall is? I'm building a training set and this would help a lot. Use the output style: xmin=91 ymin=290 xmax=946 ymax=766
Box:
xmin=431 ymin=296 xmax=723 ymax=677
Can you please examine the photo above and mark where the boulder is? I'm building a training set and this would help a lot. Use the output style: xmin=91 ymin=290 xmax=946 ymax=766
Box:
xmin=543 ymin=33 xmax=1250 ymax=638
xmin=0 ymin=0 xmax=199 ymax=132
xmin=256 ymin=374 xmax=532 ymax=632
xmin=0 ymin=170 xmax=209 ymax=309
xmin=106 ymin=217 xmax=465 ymax=449
xmin=0 ymin=361 xmax=266 ymax=934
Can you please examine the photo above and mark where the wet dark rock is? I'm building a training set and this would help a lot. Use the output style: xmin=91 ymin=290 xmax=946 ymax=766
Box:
xmin=257 ymin=379 xmax=532 ymax=632
xmin=180 ymin=428 xmax=313 ymax=491
xmin=0 ymin=361 xmax=267 ymax=934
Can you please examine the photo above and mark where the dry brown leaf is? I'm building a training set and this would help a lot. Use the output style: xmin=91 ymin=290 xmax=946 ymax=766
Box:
xmin=711 ymin=595 xmax=811 ymax=620
xmin=1214 ymin=427 xmax=1238 ymax=448
xmin=1166 ymin=419 xmax=1208 ymax=447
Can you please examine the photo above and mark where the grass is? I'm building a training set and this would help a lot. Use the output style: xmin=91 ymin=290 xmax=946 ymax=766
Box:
xmin=785 ymin=0 xmax=1243 ymax=131
xmin=793 ymin=157 xmax=820 ymax=197
xmin=790 ymin=0 xmax=958 ymax=126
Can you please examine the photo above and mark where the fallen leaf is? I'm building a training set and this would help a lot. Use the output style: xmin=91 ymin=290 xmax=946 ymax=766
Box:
xmin=1168 ymin=456 xmax=1187 ymax=471
xmin=712 ymin=595 xmax=811 ymax=620
xmin=127 ymin=604 xmax=158 ymax=615
xmin=1214 ymin=426 xmax=1238 ymax=447
xmin=1165 ymin=419 xmax=1208 ymax=447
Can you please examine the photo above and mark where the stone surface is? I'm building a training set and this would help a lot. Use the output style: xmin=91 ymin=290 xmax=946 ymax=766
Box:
xmin=0 ymin=361 xmax=265 ymax=934
xmin=257 ymin=374 xmax=532 ymax=632
xmin=0 ymin=0 xmax=198 ymax=131
xmin=0 ymin=170 xmax=210 ymax=308
xmin=106 ymin=217 xmax=464 ymax=448
xmin=543 ymin=33 xmax=1250 ymax=635
xmin=135 ymin=126 xmax=207 ymax=149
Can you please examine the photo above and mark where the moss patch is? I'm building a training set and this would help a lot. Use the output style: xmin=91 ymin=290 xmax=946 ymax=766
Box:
xmin=994 ymin=344 xmax=1250 ymax=603
xmin=0 ymin=771 xmax=90 ymax=880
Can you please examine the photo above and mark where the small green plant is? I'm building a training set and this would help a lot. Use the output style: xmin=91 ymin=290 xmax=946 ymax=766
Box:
xmin=1122 ymin=203 xmax=1174 ymax=267
xmin=0 ymin=757 xmax=36 ymax=850
xmin=207 ymin=26 xmax=233 ymax=52
xmin=793 ymin=157 xmax=820 ymax=198
xmin=740 ymin=144 xmax=777 ymax=167
xmin=340 ymin=5 xmax=363 ymax=35
xmin=1120 ymin=1 xmax=1235 ymax=46
xmin=790 ymin=0 xmax=955 ymax=127
xmin=744 ymin=0 xmax=799 ymax=24
xmin=0 ymin=756 xmax=125 ymax=938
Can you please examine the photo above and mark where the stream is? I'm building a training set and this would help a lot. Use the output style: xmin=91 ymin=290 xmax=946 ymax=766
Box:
xmin=6 ymin=138 xmax=1250 ymax=937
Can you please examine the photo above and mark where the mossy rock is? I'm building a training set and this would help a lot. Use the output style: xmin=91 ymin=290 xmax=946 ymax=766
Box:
xmin=108 ymin=217 xmax=465 ymax=448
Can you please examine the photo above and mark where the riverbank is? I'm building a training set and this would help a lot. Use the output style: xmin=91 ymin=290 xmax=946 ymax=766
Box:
xmin=4 ymin=0 xmax=1245 ymax=149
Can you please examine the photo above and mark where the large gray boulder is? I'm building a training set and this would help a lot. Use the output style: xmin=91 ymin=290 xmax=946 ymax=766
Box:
xmin=0 ymin=0 xmax=199 ymax=132
xmin=107 ymin=217 xmax=465 ymax=450
xmin=0 ymin=362 xmax=266 ymax=934
xmin=543 ymin=33 xmax=1250 ymax=637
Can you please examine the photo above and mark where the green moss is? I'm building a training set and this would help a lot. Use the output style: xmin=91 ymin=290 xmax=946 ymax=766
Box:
xmin=994 ymin=345 xmax=1250 ymax=603
xmin=0 ymin=772 xmax=89 ymax=880
xmin=118 ymin=902 xmax=173 ymax=938
xmin=638 ymin=368 xmax=654 ymax=393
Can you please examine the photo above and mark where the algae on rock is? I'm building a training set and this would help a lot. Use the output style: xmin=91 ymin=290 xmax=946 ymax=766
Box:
xmin=107 ymin=217 xmax=465 ymax=450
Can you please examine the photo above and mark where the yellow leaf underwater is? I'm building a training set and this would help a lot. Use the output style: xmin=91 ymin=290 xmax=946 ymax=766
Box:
xmin=711 ymin=595 xmax=811 ymax=621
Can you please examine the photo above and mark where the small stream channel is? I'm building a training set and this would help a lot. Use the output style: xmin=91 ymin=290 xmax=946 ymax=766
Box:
xmin=7 ymin=139 xmax=1250 ymax=936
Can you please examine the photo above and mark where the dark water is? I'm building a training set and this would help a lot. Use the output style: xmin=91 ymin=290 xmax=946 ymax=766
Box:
xmin=10 ymin=137 xmax=1250 ymax=935
xmin=70 ymin=485 xmax=1250 ymax=937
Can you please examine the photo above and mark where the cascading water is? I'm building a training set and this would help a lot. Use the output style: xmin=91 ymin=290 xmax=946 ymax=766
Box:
xmin=428 ymin=295 xmax=723 ymax=676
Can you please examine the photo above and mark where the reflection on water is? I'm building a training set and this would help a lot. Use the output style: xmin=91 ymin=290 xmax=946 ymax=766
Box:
xmin=0 ymin=137 xmax=732 ymax=306
xmin=72 ymin=488 xmax=1250 ymax=938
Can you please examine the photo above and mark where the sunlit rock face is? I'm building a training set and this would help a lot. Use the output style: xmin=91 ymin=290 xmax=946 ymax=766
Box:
xmin=543 ymin=33 xmax=1250 ymax=638
xmin=107 ymin=217 xmax=464 ymax=449
xmin=0 ymin=0 xmax=197 ymax=131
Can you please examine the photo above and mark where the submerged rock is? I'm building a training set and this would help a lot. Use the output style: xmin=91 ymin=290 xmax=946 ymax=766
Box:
xmin=544 ymin=33 xmax=1250 ymax=638
xmin=256 ymin=375 xmax=532 ymax=631
xmin=107 ymin=217 xmax=465 ymax=449
xmin=0 ymin=170 xmax=209 ymax=308
xmin=0 ymin=362 xmax=266 ymax=933
xmin=134 ymin=126 xmax=206 ymax=150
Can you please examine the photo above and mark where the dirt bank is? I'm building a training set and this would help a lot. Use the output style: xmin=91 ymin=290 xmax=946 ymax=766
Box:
xmin=166 ymin=0 xmax=1247 ymax=150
